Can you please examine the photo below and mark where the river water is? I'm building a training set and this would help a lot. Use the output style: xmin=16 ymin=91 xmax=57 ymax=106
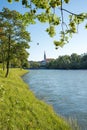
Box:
xmin=23 ymin=69 xmax=87 ymax=130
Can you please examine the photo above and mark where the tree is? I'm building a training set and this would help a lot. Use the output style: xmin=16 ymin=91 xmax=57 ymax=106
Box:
xmin=47 ymin=53 xmax=85 ymax=69
xmin=7 ymin=0 xmax=87 ymax=49
xmin=54 ymin=55 xmax=71 ymax=69
xmin=0 ymin=26 xmax=8 ymax=71
xmin=70 ymin=53 xmax=81 ymax=69
xmin=80 ymin=54 xmax=87 ymax=69
xmin=29 ymin=61 xmax=40 ymax=69
xmin=11 ymin=42 xmax=30 ymax=68
xmin=0 ymin=8 xmax=30 ymax=77
xmin=0 ymin=39 xmax=7 ymax=71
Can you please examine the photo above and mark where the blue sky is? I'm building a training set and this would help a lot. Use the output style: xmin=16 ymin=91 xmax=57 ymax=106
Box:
xmin=0 ymin=0 xmax=87 ymax=61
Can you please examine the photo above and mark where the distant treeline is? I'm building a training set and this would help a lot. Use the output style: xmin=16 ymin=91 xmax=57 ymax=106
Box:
xmin=46 ymin=53 xmax=87 ymax=69
xmin=29 ymin=61 xmax=40 ymax=69
xmin=29 ymin=53 xmax=87 ymax=69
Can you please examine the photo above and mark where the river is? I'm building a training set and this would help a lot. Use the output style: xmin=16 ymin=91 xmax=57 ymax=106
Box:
xmin=23 ymin=69 xmax=87 ymax=130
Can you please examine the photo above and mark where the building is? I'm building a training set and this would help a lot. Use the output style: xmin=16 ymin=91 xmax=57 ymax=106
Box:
xmin=40 ymin=51 xmax=54 ymax=67
xmin=29 ymin=51 xmax=54 ymax=69
xmin=40 ymin=51 xmax=47 ymax=66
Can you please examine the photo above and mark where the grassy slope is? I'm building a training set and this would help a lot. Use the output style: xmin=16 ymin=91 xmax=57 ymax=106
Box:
xmin=0 ymin=68 xmax=72 ymax=130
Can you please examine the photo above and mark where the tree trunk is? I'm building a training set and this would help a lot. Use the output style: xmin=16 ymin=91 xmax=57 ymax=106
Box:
xmin=5 ymin=35 xmax=11 ymax=77
xmin=2 ymin=60 xmax=5 ymax=71
xmin=2 ymin=52 xmax=5 ymax=71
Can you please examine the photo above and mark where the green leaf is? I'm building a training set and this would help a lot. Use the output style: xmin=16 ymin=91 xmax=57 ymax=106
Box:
xmin=85 ymin=24 xmax=87 ymax=29
xmin=64 ymin=0 xmax=70 ymax=3
xmin=46 ymin=25 xmax=56 ymax=37
xmin=7 ymin=0 xmax=12 ymax=3
xmin=54 ymin=41 xmax=61 ymax=47
xmin=37 ymin=13 xmax=48 ymax=23
xmin=15 ymin=0 xmax=20 ymax=1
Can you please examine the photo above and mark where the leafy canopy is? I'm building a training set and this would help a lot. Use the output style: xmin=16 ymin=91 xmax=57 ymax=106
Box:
xmin=7 ymin=0 xmax=87 ymax=49
xmin=0 ymin=8 xmax=30 ymax=76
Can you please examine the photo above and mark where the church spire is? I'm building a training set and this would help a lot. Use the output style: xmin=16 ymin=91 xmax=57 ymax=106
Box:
xmin=44 ymin=51 xmax=46 ymax=62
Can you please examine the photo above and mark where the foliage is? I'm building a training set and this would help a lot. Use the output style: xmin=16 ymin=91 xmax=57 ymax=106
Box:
xmin=0 ymin=68 xmax=73 ymax=130
xmin=0 ymin=8 xmax=30 ymax=77
xmin=29 ymin=61 xmax=40 ymax=69
xmin=7 ymin=0 xmax=87 ymax=49
xmin=47 ymin=53 xmax=87 ymax=69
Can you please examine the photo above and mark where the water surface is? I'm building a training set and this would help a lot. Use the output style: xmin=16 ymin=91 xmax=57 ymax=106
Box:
xmin=23 ymin=70 xmax=87 ymax=130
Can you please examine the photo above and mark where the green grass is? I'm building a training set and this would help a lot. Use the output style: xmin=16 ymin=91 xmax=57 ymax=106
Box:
xmin=0 ymin=68 xmax=77 ymax=130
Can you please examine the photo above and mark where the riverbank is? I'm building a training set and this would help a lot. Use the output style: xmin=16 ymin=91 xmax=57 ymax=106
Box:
xmin=0 ymin=68 xmax=73 ymax=130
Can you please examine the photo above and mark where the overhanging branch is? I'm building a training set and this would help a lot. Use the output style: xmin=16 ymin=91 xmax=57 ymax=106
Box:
xmin=62 ymin=8 xmax=80 ymax=16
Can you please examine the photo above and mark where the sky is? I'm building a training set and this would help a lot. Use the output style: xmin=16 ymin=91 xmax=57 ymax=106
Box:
xmin=0 ymin=0 xmax=87 ymax=61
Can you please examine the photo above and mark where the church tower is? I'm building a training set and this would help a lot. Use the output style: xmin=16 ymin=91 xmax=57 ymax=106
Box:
xmin=44 ymin=51 xmax=46 ymax=63
xmin=40 ymin=51 xmax=47 ymax=67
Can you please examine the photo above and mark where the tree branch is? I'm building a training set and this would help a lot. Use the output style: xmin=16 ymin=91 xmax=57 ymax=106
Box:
xmin=62 ymin=8 xmax=80 ymax=16
xmin=60 ymin=0 xmax=64 ymax=32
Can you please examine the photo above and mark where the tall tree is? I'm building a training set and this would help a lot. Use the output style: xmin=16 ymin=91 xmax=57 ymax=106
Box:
xmin=70 ymin=53 xmax=81 ymax=69
xmin=0 ymin=8 xmax=30 ymax=77
xmin=0 ymin=39 xmax=7 ymax=71
xmin=80 ymin=54 xmax=87 ymax=69
xmin=11 ymin=42 xmax=30 ymax=68
xmin=0 ymin=26 xmax=8 ymax=70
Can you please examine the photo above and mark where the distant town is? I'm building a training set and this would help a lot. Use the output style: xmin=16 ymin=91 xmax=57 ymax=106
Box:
xmin=29 ymin=52 xmax=87 ymax=69
xmin=29 ymin=51 xmax=54 ymax=69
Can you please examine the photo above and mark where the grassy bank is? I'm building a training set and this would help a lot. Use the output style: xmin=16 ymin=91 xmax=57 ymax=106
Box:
xmin=0 ymin=68 xmax=73 ymax=130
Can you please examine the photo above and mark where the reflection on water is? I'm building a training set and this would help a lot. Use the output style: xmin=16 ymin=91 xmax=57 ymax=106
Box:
xmin=23 ymin=70 xmax=87 ymax=130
